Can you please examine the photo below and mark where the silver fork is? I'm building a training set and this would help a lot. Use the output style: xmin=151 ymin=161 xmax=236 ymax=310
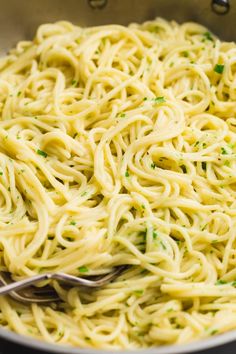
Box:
xmin=0 ymin=265 xmax=129 ymax=304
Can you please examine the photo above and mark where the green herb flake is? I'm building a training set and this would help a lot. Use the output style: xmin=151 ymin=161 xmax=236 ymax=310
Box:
xmin=78 ymin=266 xmax=89 ymax=273
xmin=224 ymin=160 xmax=230 ymax=166
xmin=210 ymin=329 xmax=218 ymax=336
xmin=153 ymin=96 xmax=165 ymax=104
xmin=160 ymin=240 xmax=167 ymax=250
xmin=37 ymin=149 xmax=47 ymax=158
xmin=141 ymin=204 xmax=145 ymax=209
xmin=194 ymin=141 xmax=200 ymax=147
xmin=81 ymin=191 xmax=87 ymax=197
xmin=70 ymin=221 xmax=76 ymax=226
xmin=182 ymin=51 xmax=189 ymax=57
xmin=71 ymin=79 xmax=78 ymax=87
xmin=153 ymin=231 xmax=158 ymax=239
xmin=221 ymin=147 xmax=228 ymax=155
xmin=203 ymin=31 xmax=214 ymax=42
xmin=151 ymin=163 xmax=156 ymax=169
xmin=215 ymin=279 xmax=227 ymax=285
xmin=214 ymin=64 xmax=224 ymax=74
xmin=125 ymin=171 xmax=130 ymax=177
xmin=0 ymin=172 xmax=3 ymax=176
xmin=17 ymin=91 xmax=22 ymax=97
xmin=134 ymin=289 xmax=144 ymax=296
xmin=143 ymin=97 xmax=148 ymax=101
xmin=120 ymin=113 xmax=126 ymax=118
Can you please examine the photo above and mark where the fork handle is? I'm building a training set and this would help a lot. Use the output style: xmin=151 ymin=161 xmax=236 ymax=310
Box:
xmin=0 ymin=274 xmax=51 ymax=295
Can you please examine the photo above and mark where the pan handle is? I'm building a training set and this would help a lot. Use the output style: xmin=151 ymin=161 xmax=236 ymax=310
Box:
xmin=88 ymin=0 xmax=107 ymax=9
xmin=211 ymin=0 xmax=230 ymax=14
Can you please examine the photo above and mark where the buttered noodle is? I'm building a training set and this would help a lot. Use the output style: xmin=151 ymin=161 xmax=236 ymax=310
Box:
xmin=0 ymin=17 xmax=236 ymax=349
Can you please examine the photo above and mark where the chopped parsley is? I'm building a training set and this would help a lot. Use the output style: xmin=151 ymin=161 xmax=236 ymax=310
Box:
xmin=182 ymin=51 xmax=189 ymax=57
xmin=160 ymin=240 xmax=167 ymax=250
xmin=134 ymin=289 xmax=144 ymax=296
xmin=153 ymin=231 xmax=158 ymax=239
xmin=214 ymin=64 xmax=224 ymax=74
xmin=143 ymin=97 xmax=148 ymax=101
xmin=203 ymin=31 xmax=214 ymax=42
xmin=221 ymin=147 xmax=228 ymax=155
xmin=71 ymin=79 xmax=78 ymax=87
xmin=151 ymin=163 xmax=156 ymax=169
xmin=0 ymin=172 xmax=3 ymax=176
xmin=70 ymin=221 xmax=76 ymax=226
xmin=210 ymin=329 xmax=218 ymax=336
xmin=119 ymin=113 xmax=126 ymax=118
xmin=17 ymin=91 xmax=21 ymax=97
xmin=37 ymin=149 xmax=47 ymax=158
xmin=141 ymin=204 xmax=145 ymax=209
xmin=125 ymin=171 xmax=130 ymax=177
xmin=81 ymin=191 xmax=87 ymax=197
xmin=224 ymin=160 xmax=230 ymax=166
xmin=78 ymin=266 xmax=89 ymax=273
xmin=215 ymin=279 xmax=227 ymax=285
xmin=153 ymin=96 xmax=165 ymax=104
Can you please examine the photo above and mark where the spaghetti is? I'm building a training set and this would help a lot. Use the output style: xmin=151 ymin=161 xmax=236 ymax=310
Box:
xmin=0 ymin=18 xmax=236 ymax=349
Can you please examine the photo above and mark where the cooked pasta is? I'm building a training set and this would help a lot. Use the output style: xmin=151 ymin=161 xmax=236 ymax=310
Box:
xmin=0 ymin=17 xmax=236 ymax=349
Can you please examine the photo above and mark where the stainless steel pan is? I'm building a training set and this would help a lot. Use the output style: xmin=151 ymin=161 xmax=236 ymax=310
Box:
xmin=0 ymin=0 xmax=235 ymax=353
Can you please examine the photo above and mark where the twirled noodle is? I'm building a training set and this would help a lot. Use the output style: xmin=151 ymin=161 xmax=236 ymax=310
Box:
xmin=0 ymin=17 xmax=236 ymax=349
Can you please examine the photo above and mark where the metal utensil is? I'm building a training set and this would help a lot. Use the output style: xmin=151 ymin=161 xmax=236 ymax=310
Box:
xmin=0 ymin=265 xmax=129 ymax=303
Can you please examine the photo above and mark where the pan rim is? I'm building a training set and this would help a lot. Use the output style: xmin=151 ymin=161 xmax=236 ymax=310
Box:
xmin=0 ymin=326 xmax=235 ymax=353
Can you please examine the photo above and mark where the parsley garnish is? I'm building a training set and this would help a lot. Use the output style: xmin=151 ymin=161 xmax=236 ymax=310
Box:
xmin=210 ymin=329 xmax=218 ymax=336
xmin=214 ymin=64 xmax=224 ymax=74
xmin=125 ymin=171 xmax=129 ymax=177
xmin=71 ymin=79 xmax=78 ymax=87
xmin=203 ymin=31 xmax=214 ymax=42
xmin=182 ymin=51 xmax=189 ymax=57
xmin=0 ymin=172 xmax=3 ymax=176
xmin=78 ymin=266 xmax=89 ymax=273
xmin=153 ymin=96 xmax=165 ymax=104
xmin=17 ymin=91 xmax=21 ymax=97
xmin=152 ymin=231 xmax=158 ymax=239
xmin=150 ymin=163 xmax=156 ymax=169
xmin=120 ymin=113 xmax=126 ymax=118
xmin=221 ymin=147 xmax=228 ymax=155
xmin=37 ymin=149 xmax=47 ymax=158
xmin=70 ymin=221 xmax=76 ymax=225
xmin=215 ymin=279 xmax=227 ymax=285
xmin=134 ymin=290 xmax=144 ymax=296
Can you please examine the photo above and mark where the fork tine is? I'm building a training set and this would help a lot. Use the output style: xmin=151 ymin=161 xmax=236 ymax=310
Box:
xmin=0 ymin=265 xmax=130 ymax=304
xmin=0 ymin=272 xmax=60 ymax=304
